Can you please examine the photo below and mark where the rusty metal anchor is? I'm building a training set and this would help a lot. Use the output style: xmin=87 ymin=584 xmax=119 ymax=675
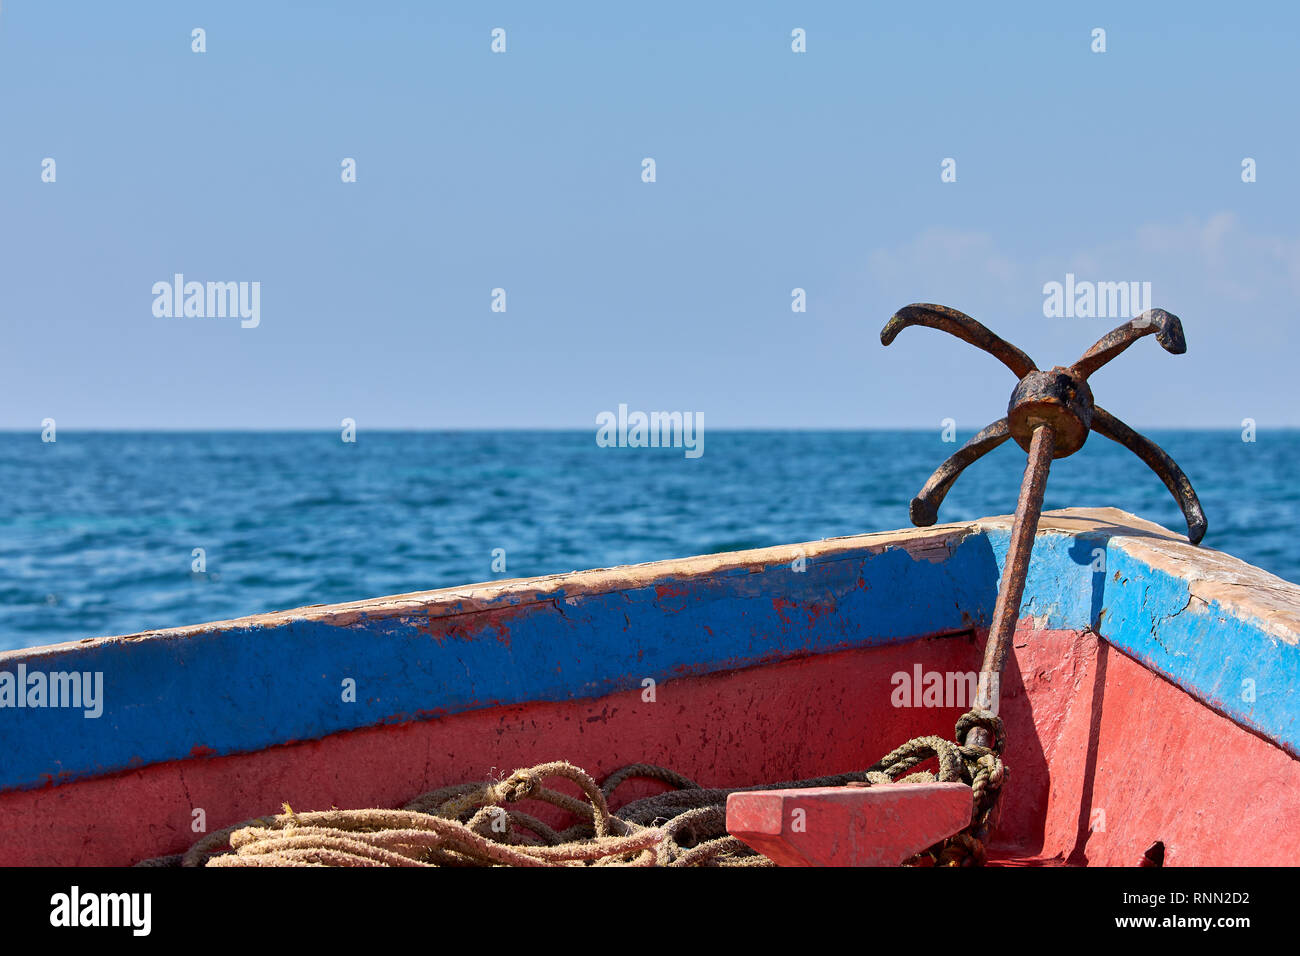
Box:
xmin=881 ymin=303 xmax=1206 ymax=746
xmin=724 ymin=307 xmax=1208 ymax=866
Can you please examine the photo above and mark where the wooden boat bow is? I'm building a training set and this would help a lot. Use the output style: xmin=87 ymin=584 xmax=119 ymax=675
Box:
xmin=4 ymin=506 xmax=1299 ymax=866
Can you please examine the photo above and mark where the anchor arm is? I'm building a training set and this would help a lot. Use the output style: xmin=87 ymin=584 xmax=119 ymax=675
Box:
xmin=881 ymin=304 xmax=1038 ymax=379
xmin=1071 ymin=309 xmax=1186 ymax=380
xmin=1091 ymin=405 xmax=1207 ymax=545
xmin=910 ymin=419 xmax=1013 ymax=526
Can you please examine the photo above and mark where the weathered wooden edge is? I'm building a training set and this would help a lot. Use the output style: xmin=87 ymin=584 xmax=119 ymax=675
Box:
xmin=1 ymin=521 xmax=973 ymax=659
xmin=979 ymin=506 xmax=1300 ymax=642
xmin=6 ymin=505 xmax=1299 ymax=659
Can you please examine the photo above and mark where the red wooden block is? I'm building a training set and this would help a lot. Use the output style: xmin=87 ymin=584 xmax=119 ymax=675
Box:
xmin=726 ymin=782 xmax=973 ymax=867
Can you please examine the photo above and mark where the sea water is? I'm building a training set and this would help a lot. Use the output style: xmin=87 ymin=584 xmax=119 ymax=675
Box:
xmin=1 ymin=429 xmax=1295 ymax=649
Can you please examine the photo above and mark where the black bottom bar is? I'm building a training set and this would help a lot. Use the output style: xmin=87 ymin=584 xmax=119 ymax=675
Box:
xmin=0 ymin=865 xmax=1271 ymax=942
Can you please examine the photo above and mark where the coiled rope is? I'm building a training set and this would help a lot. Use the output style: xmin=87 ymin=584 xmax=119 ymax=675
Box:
xmin=140 ymin=710 xmax=1005 ymax=868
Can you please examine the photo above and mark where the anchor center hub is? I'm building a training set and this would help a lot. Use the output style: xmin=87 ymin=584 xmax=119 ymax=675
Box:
xmin=1007 ymin=367 xmax=1093 ymax=458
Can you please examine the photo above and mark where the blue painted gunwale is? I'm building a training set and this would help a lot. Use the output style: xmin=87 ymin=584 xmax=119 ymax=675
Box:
xmin=1 ymin=507 xmax=1297 ymax=793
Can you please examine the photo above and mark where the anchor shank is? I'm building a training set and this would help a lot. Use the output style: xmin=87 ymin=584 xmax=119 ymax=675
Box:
xmin=969 ymin=423 xmax=1056 ymax=747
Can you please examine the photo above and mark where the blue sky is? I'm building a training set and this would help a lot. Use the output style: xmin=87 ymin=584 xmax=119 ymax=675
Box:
xmin=2 ymin=1 xmax=1297 ymax=428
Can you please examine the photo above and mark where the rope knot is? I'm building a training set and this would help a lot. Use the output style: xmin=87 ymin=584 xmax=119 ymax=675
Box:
xmin=955 ymin=708 xmax=1006 ymax=753
xmin=496 ymin=769 xmax=542 ymax=803
xmin=977 ymin=752 xmax=1005 ymax=789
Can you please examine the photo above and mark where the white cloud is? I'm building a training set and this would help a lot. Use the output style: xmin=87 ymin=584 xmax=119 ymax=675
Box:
xmin=867 ymin=213 xmax=1300 ymax=309
xmin=869 ymin=226 xmax=1020 ymax=286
